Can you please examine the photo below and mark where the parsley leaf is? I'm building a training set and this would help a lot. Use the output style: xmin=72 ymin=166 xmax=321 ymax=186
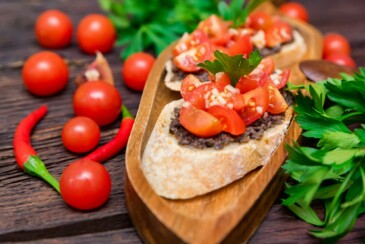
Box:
xmin=282 ymin=69 xmax=365 ymax=241
xmin=197 ymin=50 xmax=262 ymax=87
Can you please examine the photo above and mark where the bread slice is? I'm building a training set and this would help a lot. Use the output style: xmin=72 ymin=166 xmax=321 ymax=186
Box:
xmin=141 ymin=99 xmax=293 ymax=199
xmin=164 ymin=30 xmax=306 ymax=92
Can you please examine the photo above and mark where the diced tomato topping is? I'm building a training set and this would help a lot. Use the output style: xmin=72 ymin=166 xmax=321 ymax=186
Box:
xmin=207 ymin=105 xmax=246 ymax=135
xmin=197 ymin=15 xmax=231 ymax=46
xmin=226 ymin=34 xmax=253 ymax=57
xmin=214 ymin=72 xmax=231 ymax=86
xmin=273 ymin=69 xmax=290 ymax=89
xmin=267 ymin=85 xmax=288 ymax=114
xmin=240 ymin=87 xmax=269 ymax=125
xmin=180 ymin=105 xmax=223 ymax=138
xmin=236 ymin=76 xmax=260 ymax=94
xmin=265 ymin=21 xmax=293 ymax=47
xmin=247 ymin=11 xmax=274 ymax=31
xmin=173 ymin=42 xmax=213 ymax=73
xmin=173 ymin=29 xmax=209 ymax=56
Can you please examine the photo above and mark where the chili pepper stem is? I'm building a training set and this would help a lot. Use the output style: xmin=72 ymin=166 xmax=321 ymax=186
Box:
xmin=121 ymin=105 xmax=133 ymax=119
xmin=23 ymin=155 xmax=60 ymax=194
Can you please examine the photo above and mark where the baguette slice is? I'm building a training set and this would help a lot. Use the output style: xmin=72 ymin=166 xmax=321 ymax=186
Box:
xmin=141 ymin=99 xmax=293 ymax=199
xmin=164 ymin=30 xmax=306 ymax=92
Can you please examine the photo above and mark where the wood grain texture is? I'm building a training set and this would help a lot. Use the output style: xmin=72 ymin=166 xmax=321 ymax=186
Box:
xmin=124 ymin=4 xmax=322 ymax=243
xmin=0 ymin=0 xmax=365 ymax=243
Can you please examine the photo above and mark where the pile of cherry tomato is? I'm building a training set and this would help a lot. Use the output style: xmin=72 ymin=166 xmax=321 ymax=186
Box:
xmin=279 ymin=2 xmax=356 ymax=68
xmin=19 ymin=9 xmax=143 ymax=211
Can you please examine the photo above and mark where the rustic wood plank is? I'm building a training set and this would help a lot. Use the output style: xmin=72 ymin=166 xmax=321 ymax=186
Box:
xmin=0 ymin=0 xmax=364 ymax=243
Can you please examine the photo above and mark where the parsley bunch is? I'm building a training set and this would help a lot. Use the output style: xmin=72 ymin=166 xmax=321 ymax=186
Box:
xmin=98 ymin=0 xmax=267 ymax=59
xmin=283 ymin=69 xmax=365 ymax=241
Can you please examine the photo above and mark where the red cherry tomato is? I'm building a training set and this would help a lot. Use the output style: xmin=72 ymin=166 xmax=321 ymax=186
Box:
xmin=179 ymin=105 xmax=223 ymax=138
xmin=279 ymin=2 xmax=309 ymax=22
xmin=173 ymin=42 xmax=213 ymax=72
xmin=265 ymin=21 xmax=293 ymax=47
xmin=60 ymin=159 xmax=111 ymax=210
xmin=267 ymin=85 xmax=288 ymax=114
xmin=324 ymin=53 xmax=356 ymax=68
xmin=247 ymin=11 xmax=274 ymax=30
xmin=173 ymin=29 xmax=209 ymax=56
xmin=240 ymin=87 xmax=269 ymax=125
xmin=323 ymin=33 xmax=351 ymax=58
xmin=35 ymin=10 xmax=73 ymax=48
xmin=77 ymin=14 xmax=116 ymax=54
xmin=73 ymin=81 xmax=122 ymax=126
xmin=207 ymin=105 xmax=246 ymax=135
xmin=22 ymin=51 xmax=69 ymax=96
xmin=62 ymin=116 xmax=100 ymax=153
xmin=122 ymin=52 xmax=155 ymax=91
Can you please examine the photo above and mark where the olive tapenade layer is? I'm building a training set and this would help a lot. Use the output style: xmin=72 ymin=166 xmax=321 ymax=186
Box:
xmin=169 ymin=91 xmax=293 ymax=150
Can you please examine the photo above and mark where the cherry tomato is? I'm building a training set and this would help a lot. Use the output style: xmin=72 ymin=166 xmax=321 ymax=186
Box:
xmin=62 ymin=116 xmax=100 ymax=153
xmin=122 ymin=52 xmax=155 ymax=91
xmin=279 ymin=2 xmax=309 ymax=22
xmin=267 ymin=85 xmax=288 ymax=114
xmin=207 ymin=105 xmax=246 ymax=135
xmin=324 ymin=53 xmax=356 ymax=68
xmin=247 ymin=11 xmax=274 ymax=30
xmin=35 ymin=10 xmax=73 ymax=48
xmin=227 ymin=34 xmax=253 ymax=57
xmin=73 ymin=81 xmax=122 ymax=126
xmin=265 ymin=21 xmax=293 ymax=47
xmin=173 ymin=29 xmax=209 ymax=56
xmin=173 ymin=42 xmax=213 ymax=72
xmin=240 ymin=87 xmax=269 ymax=125
xmin=179 ymin=105 xmax=223 ymax=137
xmin=323 ymin=33 xmax=351 ymax=58
xmin=60 ymin=159 xmax=111 ymax=210
xmin=77 ymin=14 xmax=116 ymax=54
xmin=197 ymin=15 xmax=231 ymax=46
xmin=22 ymin=51 xmax=69 ymax=96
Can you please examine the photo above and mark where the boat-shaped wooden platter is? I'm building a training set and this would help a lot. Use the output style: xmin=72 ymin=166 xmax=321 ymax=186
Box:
xmin=125 ymin=3 xmax=323 ymax=243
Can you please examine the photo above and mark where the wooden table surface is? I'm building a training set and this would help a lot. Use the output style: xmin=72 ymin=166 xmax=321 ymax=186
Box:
xmin=1 ymin=0 xmax=364 ymax=243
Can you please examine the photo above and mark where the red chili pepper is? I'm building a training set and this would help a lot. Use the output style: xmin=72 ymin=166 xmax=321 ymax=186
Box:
xmin=13 ymin=105 xmax=60 ymax=193
xmin=84 ymin=105 xmax=134 ymax=162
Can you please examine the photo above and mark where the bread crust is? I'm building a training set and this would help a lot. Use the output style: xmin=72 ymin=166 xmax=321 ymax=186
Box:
xmin=141 ymin=99 xmax=293 ymax=199
xmin=164 ymin=30 xmax=306 ymax=92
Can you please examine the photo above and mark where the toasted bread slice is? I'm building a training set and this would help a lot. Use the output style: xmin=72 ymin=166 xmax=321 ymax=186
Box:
xmin=141 ymin=99 xmax=293 ymax=199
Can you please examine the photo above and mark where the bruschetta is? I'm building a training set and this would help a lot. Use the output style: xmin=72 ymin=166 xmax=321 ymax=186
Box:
xmin=164 ymin=12 xmax=306 ymax=91
xmin=143 ymin=51 xmax=294 ymax=199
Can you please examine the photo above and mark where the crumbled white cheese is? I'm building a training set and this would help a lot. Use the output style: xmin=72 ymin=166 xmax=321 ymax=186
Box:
xmin=251 ymin=30 xmax=266 ymax=49
xmin=85 ymin=69 xmax=100 ymax=81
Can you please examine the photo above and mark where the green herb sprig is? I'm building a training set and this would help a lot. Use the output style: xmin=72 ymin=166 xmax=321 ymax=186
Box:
xmin=98 ymin=0 xmax=267 ymax=60
xmin=198 ymin=50 xmax=262 ymax=87
xmin=283 ymin=68 xmax=365 ymax=242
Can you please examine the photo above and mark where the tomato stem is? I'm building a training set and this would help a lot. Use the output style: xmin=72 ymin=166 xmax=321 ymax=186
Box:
xmin=24 ymin=155 xmax=60 ymax=194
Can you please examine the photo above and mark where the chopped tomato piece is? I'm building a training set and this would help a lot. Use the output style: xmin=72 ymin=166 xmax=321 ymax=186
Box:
xmin=207 ymin=105 xmax=246 ymax=135
xmin=173 ymin=29 xmax=209 ymax=56
xmin=214 ymin=72 xmax=231 ymax=86
xmin=180 ymin=105 xmax=223 ymax=138
xmin=247 ymin=11 xmax=274 ymax=31
xmin=267 ymin=85 xmax=288 ymax=114
xmin=240 ymin=87 xmax=269 ymax=125
xmin=250 ymin=57 xmax=275 ymax=76
xmin=236 ymin=76 xmax=260 ymax=94
xmin=197 ymin=15 xmax=231 ymax=46
xmin=271 ymin=69 xmax=290 ymax=89
xmin=226 ymin=34 xmax=253 ymax=57
xmin=265 ymin=21 xmax=293 ymax=47
xmin=173 ymin=42 xmax=213 ymax=72
xmin=181 ymin=76 xmax=226 ymax=110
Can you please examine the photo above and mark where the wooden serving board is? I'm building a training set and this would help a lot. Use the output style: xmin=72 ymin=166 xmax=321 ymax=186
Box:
xmin=125 ymin=3 xmax=323 ymax=243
